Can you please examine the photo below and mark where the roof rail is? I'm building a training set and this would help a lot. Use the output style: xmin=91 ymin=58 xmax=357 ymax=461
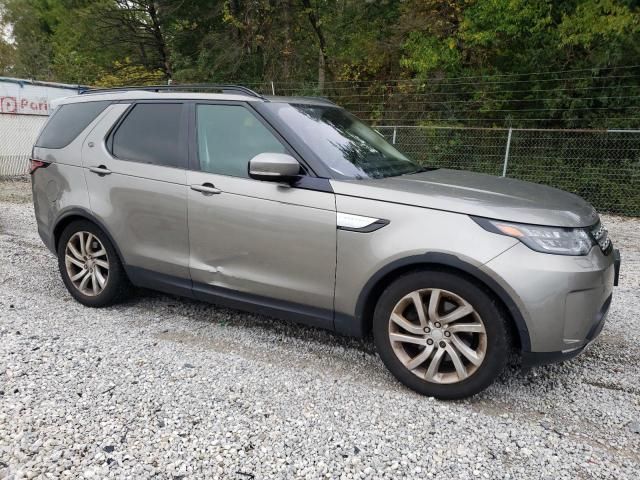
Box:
xmin=79 ymin=84 xmax=265 ymax=99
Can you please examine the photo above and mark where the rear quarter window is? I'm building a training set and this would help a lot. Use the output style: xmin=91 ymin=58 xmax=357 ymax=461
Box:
xmin=35 ymin=101 xmax=111 ymax=149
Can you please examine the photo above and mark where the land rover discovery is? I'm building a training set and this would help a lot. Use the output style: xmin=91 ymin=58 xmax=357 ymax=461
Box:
xmin=30 ymin=85 xmax=620 ymax=399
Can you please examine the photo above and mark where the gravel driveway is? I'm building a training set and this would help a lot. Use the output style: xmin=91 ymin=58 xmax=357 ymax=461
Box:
xmin=1 ymin=178 xmax=639 ymax=479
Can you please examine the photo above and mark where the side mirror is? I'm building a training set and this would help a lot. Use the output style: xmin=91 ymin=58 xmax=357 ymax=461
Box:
xmin=249 ymin=153 xmax=300 ymax=182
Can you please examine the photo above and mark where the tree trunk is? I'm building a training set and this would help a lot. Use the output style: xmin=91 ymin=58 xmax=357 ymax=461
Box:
xmin=148 ymin=1 xmax=172 ymax=80
xmin=282 ymin=0 xmax=292 ymax=80
xmin=318 ymin=48 xmax=325 ymax=92
xmin=301 ymin=0 xmax=329 ymax=92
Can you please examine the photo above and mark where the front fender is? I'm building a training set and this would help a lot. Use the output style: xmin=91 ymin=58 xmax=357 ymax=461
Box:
xmin=336 ymin=252 xmax=531 ymax=352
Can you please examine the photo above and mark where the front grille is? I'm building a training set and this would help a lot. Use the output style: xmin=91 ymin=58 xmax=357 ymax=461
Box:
xmin=590 ymin=220 xmax=612 ymax=254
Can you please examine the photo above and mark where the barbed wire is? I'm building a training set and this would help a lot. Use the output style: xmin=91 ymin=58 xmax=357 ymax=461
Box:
xmin=269 ymin=84 xmax=640 ymax=96
xmin=352 ymin=116 xmax=640 ymax=124
xmin=244 ymin=72 xmax=640 ymax=128
xmin=334 ymin=95 xmax=640 ymax=106
xmin=255 ymin=75 xmax=640 ymax=89
xmin=241 ymin=63 xmax=640 ymax=85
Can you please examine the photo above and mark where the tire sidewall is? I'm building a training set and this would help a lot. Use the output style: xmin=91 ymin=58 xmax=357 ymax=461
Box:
xmin=373 ymin=270 xmax=508 ymax=400
xmin=57 ymin=220 xmax=125 ymax=307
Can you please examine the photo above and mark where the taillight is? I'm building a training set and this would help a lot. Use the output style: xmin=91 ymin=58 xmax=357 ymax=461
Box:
xmin=29 ymin=158 xmax=49 ymax=174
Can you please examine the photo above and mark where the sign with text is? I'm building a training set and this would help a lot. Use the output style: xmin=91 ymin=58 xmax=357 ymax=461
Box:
xmin=0 ymin=80 xmax=79 ymax=116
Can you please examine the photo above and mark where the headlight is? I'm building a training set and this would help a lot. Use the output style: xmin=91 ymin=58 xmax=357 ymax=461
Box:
xmin=473 ymin=217 xmax=595 ymax=256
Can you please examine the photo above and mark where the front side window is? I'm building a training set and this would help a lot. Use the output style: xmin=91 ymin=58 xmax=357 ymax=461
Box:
xmin=196 ymin=104 xmax=287 ymax=177
xmin=112 ymin=103 xmax=184 ymax=168
xmin=262 ymin=103 xmax=421 ymax=179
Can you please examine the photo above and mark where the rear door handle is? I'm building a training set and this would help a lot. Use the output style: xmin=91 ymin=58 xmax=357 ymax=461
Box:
xmin=191 ymin=183 xmax=221 ymax=195
xmin=89 ymin=165 xmax=112 ymax=176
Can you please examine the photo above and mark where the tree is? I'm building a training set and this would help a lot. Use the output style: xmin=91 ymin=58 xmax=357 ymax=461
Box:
xmin=85 ymin=0 xmax=175 ymax=81
xmin=0 ymin=0 xmax=638 ymax=127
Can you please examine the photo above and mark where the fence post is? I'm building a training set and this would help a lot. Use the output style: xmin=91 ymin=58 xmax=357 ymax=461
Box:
xmin=270 ymin=81 xmax=275 ymax=96
xmin=502 ymin=127 xmax=513 ymax=177
xmin=392 ymin=126 xmax=397 ymax=145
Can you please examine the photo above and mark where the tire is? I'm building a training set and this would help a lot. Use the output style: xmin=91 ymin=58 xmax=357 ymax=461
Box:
xmin=57 ymin=220 xmax=130 ymax=307
xmin=373 ymin=270 xmax=509 ymax=400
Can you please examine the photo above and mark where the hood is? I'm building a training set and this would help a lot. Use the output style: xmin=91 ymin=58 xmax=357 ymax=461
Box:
xmin=331 ymin=169 xmax=598 ymax=227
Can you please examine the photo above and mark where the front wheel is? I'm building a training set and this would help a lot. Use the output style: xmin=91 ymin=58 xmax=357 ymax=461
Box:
xmin=373 ymin=271 xmax=509 ymax=399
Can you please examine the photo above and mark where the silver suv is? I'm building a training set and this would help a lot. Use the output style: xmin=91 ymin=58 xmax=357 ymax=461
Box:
xmin=31 ymin=85 xmax=620 ymax=399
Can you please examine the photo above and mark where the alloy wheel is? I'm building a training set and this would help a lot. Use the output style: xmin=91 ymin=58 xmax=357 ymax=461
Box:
xmin=388 ymin=288 xmax=487 ymax=384
xmin=64 ymin=231 xmax=109 ymax=296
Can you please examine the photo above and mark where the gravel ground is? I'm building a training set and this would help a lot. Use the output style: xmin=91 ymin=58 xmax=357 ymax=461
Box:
xmin=1 ymin=178 xmax=639 ymax=479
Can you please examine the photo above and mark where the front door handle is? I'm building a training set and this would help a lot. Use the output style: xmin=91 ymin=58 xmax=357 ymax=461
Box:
xmin=89 ymin=165 xmax=112 ymax=176
xmin=191 ymin=183 xmax=221 ymax=195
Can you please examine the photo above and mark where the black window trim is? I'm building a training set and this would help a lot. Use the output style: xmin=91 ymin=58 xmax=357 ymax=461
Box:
xmin=106 ymin=100 xmax=189 ymax=171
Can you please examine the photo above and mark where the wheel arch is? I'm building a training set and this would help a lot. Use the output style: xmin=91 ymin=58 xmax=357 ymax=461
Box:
xmin=347 ymin=253 xmax=530 ymax=352
xmin=52 ymin=208 xmax=126 ymax=265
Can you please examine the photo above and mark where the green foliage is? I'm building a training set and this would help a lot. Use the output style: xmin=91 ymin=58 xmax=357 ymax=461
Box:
xmin=558 ymin=0 xmax=639 ymax=49
xmin=94 ymin=59 xmax=165 ymax=87
xmin=1 ymin=0 xmax=638 ymax=120
xmin=401 ymin=32 xmax=462 ymax=75
xmin=0 ymin=37 xmax=15 ymax=75
xmin=0 ymin=0 xmax=638 ymax=214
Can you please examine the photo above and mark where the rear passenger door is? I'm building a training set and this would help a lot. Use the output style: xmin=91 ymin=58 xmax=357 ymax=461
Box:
xmin=82 ymin=102 xmax=191 ymax=281
xmin=186 ymin=102 xmax=337 ymax=321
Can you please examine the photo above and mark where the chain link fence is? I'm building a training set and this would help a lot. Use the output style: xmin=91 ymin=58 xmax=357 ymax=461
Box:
xmin=377 ymin=126 xmax=640 ymax=216
xmin=0 ymin=114 xmax=47 ymax=176
xmin=1 ymin=113 xmax=638 ymax=216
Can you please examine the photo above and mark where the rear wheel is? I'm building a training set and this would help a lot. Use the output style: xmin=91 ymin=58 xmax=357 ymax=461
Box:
xmin=57 ymin=220 xmax=130 ymax=307
xmin=373 ymin=270 xmax=509 ymax=399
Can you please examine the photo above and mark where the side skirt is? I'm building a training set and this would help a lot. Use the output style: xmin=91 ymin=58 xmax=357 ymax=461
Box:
xmin=125 ymin=266 xmax=337 ymax=332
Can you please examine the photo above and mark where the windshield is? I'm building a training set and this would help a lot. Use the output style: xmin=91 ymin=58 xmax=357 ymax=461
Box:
xmin=263 ymin=103 xmax=422 ymax=179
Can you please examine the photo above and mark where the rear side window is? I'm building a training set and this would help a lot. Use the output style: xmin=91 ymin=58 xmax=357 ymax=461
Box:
xmin=35 ymin=101 xmax=111 ymax=149
xmin=111 ymin=103 xmax=185 ymax=168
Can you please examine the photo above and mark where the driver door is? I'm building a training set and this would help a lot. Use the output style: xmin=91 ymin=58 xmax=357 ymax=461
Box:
xmin=186 ymin=102 xmax=337 ymax=326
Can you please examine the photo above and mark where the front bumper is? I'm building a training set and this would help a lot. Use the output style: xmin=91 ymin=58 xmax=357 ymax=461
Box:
xmin=483 ymin=244 xmax=618 ymax=359
xmin=521 ymin=293 xmax=612 ymax=367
